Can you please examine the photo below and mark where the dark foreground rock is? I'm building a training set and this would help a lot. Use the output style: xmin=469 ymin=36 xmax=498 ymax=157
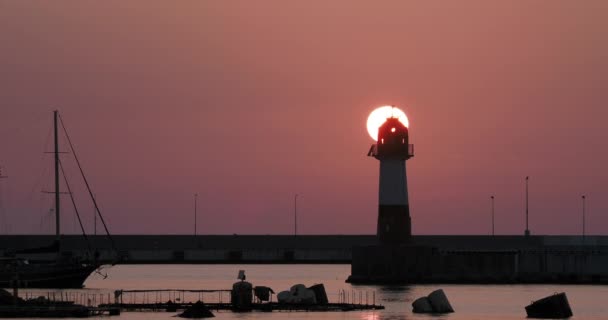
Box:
xmin=412 ymin=297 xmax=433 ymax=313
xmin=253 ymin=286 xmax=274 ymax=302
xmin=308 ymin=284 xmax=328 ymax=305
xmin=525 ymin=292 xmax=572 ymax=319
xmin=412 ymin=289 xmax=454 ymax=314
xmin=277 ymin=284 xmax=318 ymax=304
xmin=178 ymin=301 xmax=214 ymax=318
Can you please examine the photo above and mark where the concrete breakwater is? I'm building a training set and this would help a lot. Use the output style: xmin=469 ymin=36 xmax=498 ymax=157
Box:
xmin=348 ymin=245 xmax=608 ymax=284
xmin=1 ymin=235 xmax=608 ymax=267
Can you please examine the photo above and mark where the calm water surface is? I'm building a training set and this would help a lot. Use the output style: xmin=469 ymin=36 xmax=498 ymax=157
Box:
xmin=16 ymin=264 xmax=608 ymax=319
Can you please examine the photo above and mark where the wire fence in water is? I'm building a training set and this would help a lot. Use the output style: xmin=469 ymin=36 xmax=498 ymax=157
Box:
xmin=15 ymin=288 xmax=378 ymax=308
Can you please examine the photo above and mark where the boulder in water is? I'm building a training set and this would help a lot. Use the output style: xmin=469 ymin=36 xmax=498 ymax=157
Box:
xmin=298 ymin=288 xmax=316 ymax=304
xmin=289 ymin=284 xmax=306 ymax=296
xmin=411 ymin=289 xmax=454 ymax=314
xmin=289 ymin=284 xmax=316 ymax=304
xmin=253 ymin=286 xmax=274 ymax=302
xmin=277 ymin=284 xmax=318 ymax=304
xmin=525 ymin=292 xmax=573 ymax=319
xmin=308 ymin=284 xmax=328 ymax=305
xmin=412 ymin=297 xmax=434 ymax=313
xmin=178 ymin=301 xmax=214 ymax=318
xmin=427 ymin=289 xmax=454 ymax=313
xmin=277 ymin=290 xmax=292 ymax=303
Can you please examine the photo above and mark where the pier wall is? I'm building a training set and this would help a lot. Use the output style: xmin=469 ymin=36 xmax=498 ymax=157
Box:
xmin=0 ymin=235 xmax=373 ymax=263
xmin=348 ymin=244 xmax=608 ymax=284
xmin=1 ymin=235 xmax=608 ymax=265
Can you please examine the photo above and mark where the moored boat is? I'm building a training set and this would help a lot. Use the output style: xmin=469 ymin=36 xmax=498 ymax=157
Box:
xmin=1 ymin=111 xmax=116 ymax=289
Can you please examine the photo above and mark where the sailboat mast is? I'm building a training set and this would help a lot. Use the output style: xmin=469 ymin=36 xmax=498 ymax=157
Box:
xmin=54 ymin=110 xmax=60 ymax=243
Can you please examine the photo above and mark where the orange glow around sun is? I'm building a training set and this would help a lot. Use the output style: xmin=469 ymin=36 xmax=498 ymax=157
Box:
xmin=366 ymin=106 xmax=409 ymax=141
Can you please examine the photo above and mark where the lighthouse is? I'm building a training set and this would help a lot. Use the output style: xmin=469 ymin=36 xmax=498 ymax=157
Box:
xmin=367 ymin=108 xmax=414 ymax=244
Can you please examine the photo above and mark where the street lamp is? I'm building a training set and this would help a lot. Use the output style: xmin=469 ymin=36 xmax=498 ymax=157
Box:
xmin=525 ymin=176 xmax=530 ymax=236
xmin=294 ymin=194 xmax=298 ymax=236
xmin=194 ymin=193 xmax=198 ymax=237
xmin=491 ymin=195 xmax=495 ymax=236
xmin=582 ymin=195 xmax=586 ymax=240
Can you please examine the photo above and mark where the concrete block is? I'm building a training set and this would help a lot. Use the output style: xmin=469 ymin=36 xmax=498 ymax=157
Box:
xmin=412 ymin=297 xmax=433 ymax=313
xmin=427 ymin=289 xmax=454 ymax=313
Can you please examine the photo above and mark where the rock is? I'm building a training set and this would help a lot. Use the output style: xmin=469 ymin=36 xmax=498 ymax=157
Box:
xmin=412 ymin=289 xmax=454 ymax=314
xmin=288 ymin=284 xmax=316 ymax=304
xmin=231 ymin=281 xmax=253 ymax=311
xmin=278 ymin=284 xmax=318 ymax=304
xmin=412 ymin=297 xmax=434 ymax=313
xmin=253 ymin=286 xmax=274 ymax=302
xmin=525 ymin=292 xmax=573 ymax=319
xmin=165 ymin=300 xmax=177 ymax=312
xmin=308 ymin=284 xmax=328 ymax=305
xmin=427 ymin=289 xmax=454 ymax=313
xmin=298 ymin=288 xmax=317 ymax=304
xmin=277 ymin=291 xmax=292 ymax=304
xmin=290 ymin=284 xmax=307 ymax=296
xmin=178 ymin=301 xmax=214 ymax=318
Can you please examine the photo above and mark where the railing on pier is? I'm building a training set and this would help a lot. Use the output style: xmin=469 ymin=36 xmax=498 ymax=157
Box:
xmin=337 ymin=289 xmax=377 ymax=306
xmin=15 ymin=287 xmax=383 ymax=312
xmin=114 ymin=289 xmax=232 ymax=306
xmin=18 ymin=290 xmax=114 ymax=307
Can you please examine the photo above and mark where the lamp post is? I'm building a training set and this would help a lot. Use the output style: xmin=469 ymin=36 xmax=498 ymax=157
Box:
xmin=0 ymin=166 xmax=7 ymax=235
xmin=582 ymin=195 xmax=586 ymax=240
xmin=294 ymin=194 xmax=298 ymax=236
xmin=194 ymin=193 xmax=198 ymax=237
xmin=525 ymin=176 xmax=530 ymax=236
xmin=491 ymin=195 xmax=495 ymax=236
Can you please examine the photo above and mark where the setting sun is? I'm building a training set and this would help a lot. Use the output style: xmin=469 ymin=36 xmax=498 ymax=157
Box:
xmin=366 ymin=106 xmax=409 ymax=141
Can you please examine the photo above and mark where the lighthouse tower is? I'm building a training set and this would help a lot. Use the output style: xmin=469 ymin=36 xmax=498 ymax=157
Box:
xmin=367 ymin=116 xmax=414 ymax=244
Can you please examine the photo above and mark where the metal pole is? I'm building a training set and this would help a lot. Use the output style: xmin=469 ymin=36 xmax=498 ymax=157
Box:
xmin=0 ymin=166 xmax=7 ymax=234
xmin=491 ymin=195 xmax=495 ymax=236
xmin=194 ymin=193 xmax=198 ymax=236
xmin=54 ymin=110 xmax=61 ymax=243
xmin=582 ymin=195 xmax=586 ymax=240
xmin=525 ymin=176 xmax=530 ymax=236
xmin=294 ymin=194 xmax=298 ymax=236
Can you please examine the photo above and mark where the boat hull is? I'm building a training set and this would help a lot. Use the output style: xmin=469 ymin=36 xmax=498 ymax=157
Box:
xmin=0 ymin=264 xmax=98 ymax=289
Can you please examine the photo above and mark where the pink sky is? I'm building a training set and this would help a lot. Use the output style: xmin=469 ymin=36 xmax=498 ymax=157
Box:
xmin=0 ymin=1 xmax=607 ymax=235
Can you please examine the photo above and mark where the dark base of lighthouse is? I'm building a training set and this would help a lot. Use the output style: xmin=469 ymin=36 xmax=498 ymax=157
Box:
xmin=346 ymin=244 xmax=521 ymax=284
xmin=377 ymin=205 xmax=411 ymax=244
xmin=346 ymin=245 xmax=436 ymax=284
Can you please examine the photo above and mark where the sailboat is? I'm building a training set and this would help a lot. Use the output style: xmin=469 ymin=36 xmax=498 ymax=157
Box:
xmin=0 ymin=111 xmax=116 ymax=288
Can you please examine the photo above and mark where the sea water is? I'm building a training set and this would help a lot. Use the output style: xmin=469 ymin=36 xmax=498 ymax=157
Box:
xmin=15 ymin=264 xmax=608 ymax=319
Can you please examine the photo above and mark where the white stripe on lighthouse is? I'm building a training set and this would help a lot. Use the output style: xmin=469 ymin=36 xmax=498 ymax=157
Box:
xmin=378 ymin=159 xmax=409 ymax=205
